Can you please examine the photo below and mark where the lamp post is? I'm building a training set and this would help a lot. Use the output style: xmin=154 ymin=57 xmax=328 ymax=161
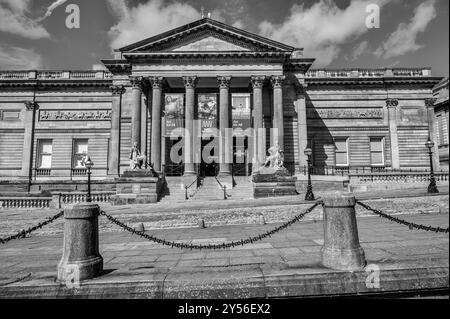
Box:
xmin=425 ymin=138 xmax=439 ymax=194
xmin=304 ymin=148 xmax=315 ymax=201
xmin=84 ymin=155 xmax=94 ymax=202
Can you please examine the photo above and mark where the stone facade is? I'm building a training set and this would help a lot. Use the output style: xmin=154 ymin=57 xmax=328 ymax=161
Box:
xmin=0 ymin=18 xmax=445 ymax=189
xmin=433 ymin=78 xmax=449 ymax=167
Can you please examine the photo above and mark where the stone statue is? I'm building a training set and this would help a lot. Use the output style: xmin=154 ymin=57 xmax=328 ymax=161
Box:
xmin=263 ymin=143 xmax=284 ymax=170
xmin=129 ymin=142 xmax=147 ymax=170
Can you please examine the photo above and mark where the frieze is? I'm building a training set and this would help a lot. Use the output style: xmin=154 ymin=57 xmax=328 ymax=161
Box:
xmin=39 ymin=110 xmax=112 ymax=121
xmin=307 ymin=108 xmax=383 ymax=119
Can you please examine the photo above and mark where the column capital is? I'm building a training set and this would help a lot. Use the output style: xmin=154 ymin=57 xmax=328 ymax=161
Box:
xmin=183 ymin=76 xmax=198 ymax=89
xmin=425 ymin=98 xmax=437 ymax=108
xmin=271 ymin=75 xmax=286 ymax=88
xmin=130 ymin=76 xmax=145 ymax=90
xmin=24 ymin=101 xmax=38 ymax=111
xmin=251 ymin=76 xmax=266 ymax=89
xmin=110 ymin=85 xmax=125 ymax=96
xmin=217 ymin=76 xmax=232 ymax=89
xmin=150 ymin=76 xmax=164 ymax=90
xmin=386 ymin=98 xmax=399 ymax=108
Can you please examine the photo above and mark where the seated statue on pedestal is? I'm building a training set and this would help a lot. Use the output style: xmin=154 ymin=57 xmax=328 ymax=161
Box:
xmin=263 ymin=143 xmax=285 ymax=170
xmin=129 ymin=142 xmax=147 ymax=170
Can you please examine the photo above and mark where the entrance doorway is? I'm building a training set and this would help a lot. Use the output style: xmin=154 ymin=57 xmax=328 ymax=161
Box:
xmin=233 ymin=136 xmax=251 ymax=176
xmin=200 ymin=137 xmax=218 ymax=177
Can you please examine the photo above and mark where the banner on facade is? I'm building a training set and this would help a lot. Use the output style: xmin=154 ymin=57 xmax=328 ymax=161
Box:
xmin=232 ymin=94 xmax=251 ymax=134
xmin=198 ymin=94 xmax=217 ymax=135
xmin=165 ymin=94 xmax=184 ymax=135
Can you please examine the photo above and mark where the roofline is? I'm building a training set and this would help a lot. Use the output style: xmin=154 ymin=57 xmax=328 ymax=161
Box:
xmin=119 ymin=18 xmax=295 ymax=53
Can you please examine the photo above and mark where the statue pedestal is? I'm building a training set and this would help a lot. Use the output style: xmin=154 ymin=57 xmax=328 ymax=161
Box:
xmin=252 ymin=167 xmax=298 ymax=198
xmin=110 ymin=170 xmax=162 ymax=205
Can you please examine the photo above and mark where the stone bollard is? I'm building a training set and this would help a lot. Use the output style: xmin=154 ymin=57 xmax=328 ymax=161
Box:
xmin=321 ymin=192 xmax=366 ymax=271
xmin=57 ymin=203 xmax=103 ymax=282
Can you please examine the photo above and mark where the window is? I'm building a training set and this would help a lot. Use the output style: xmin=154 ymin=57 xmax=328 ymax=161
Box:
xmin=370 ymin=137 xmax=385 ymax=166
xmin=38 ymin=140 xmax=52 ymax=168
xmin=73 ymin=139 xmax=88 ymax=168
xmin=334 ymin=138 xmax=349 ymax=166
xmin=436 ymin=113 xmax=449 ymax=146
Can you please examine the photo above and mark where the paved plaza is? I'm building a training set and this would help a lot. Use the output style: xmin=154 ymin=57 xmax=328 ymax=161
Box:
xmin=0 ymin=189 xmax=448 ymax=298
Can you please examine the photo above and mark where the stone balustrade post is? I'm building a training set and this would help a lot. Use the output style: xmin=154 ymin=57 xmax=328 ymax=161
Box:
xmin=321 ymin=192 xmax=366 ymax=271
xmin=57 ymin=203 xmax=103 ymax=282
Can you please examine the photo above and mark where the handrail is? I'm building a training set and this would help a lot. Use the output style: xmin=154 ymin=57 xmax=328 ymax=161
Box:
xmin=214 ymin=175 xmax=228 ymax=200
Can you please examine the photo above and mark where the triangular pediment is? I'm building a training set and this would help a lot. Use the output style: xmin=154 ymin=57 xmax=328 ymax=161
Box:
xmin=120 ymin=18 xmax=294 ymax=53
xmin=171 ymin=35 xmax=250 ymax=52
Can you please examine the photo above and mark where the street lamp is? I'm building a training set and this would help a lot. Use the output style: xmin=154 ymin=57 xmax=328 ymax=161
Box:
xmin=304 ymin=148 xmax=315 ymax=201
xmin=84 ymin=155 xmax=94 ymax=202
xmin=425 ymin=138 xmax=439 ymax=194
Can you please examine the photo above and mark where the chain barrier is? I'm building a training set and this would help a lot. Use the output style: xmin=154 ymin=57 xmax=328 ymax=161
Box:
xmin=100 ymin=202 xmax=320 ymax=250
xmin=356 ymin=201 xmax=449 ymax=234
xmin=0 ymin=210 xmax=64 ymax=245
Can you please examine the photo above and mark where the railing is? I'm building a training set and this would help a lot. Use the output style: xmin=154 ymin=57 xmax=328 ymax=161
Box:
xmin=350 ymin=172 xmax=449 ymax=184
xmin=305 ymin=68 xmax=430 ymax=78
xmin=61 ymin=192 xmax=113 ymax=204
xmin=298 ymin=166 xmax=439 ymax=176
xmin=214 ymin=176 xmax=229 ymax=200
xmin=0 ymin=70 xmax=113 ymax=81
xmin=35 ymin=168 xmax=51 ymax=177
xmin=0 ymin=197 xmax=52 ymax=209
xmin=71 ymin=168 xmax=87 ymax=177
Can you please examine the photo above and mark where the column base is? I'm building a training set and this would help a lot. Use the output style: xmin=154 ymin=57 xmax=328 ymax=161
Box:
xmin=57 ymin=256 xmax=103 ymax=282
xmin=321 ymin=246 xmax=366 ymax=271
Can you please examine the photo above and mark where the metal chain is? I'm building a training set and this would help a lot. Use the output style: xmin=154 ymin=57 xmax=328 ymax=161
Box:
xmin=356 ymin=201 xmax=449 ymax=234
xmin=0 ymin=210 xmax=64 ymax=245
xmin=100 ymin=202 xmax=320 ymax=250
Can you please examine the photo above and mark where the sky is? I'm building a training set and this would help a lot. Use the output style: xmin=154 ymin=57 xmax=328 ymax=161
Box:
xmin=0 ymin=0 xmax=448 ymax=76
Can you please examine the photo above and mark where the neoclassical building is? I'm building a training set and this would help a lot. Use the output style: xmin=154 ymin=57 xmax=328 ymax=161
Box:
xmin=0 ymin=18 xmax=445 ymax=192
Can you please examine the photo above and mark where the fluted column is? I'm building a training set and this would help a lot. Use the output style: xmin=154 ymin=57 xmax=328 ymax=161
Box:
xmin=218 ymin=76 xmax=232 ymax=176
xmin=425 ymin=98 xmax=440 ymax=171
xmin=183 ymin=76 xmax=197 ymax=176
xmin=108 ymin=85 xmax=124 ymax=175
xmin=130 ymin=77 xmax=144 ymax=150
xmin=296 ymin=92 xmax=308 ymax=169
xmin=150 ymin=77 xmax=164 ymax=173
xmin=21 ymin=101 xmax=37 ymax=181
xmin=271 ymin=76 xmax=285 ymax=149
xmin=386 ymin=98 xmax=400 ymax=169
xmin=251 ymin=76 xmax=265 ymax=171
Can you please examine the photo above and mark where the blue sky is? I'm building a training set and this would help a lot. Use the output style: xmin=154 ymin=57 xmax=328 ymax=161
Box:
xmin=0 ymin=0 xmax=448 ymax=76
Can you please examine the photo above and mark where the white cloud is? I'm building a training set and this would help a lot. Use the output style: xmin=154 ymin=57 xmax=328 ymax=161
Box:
xmin=0 ymin=0 xmax=50 ymax=39
xmin=0 ymin=45 xmax=43 ymax=69
xmin=352 ymin=40 xmax=369 ymax=60
xmin=375 ymin=0 xmax=437 ymax=59
xmin=36 ymin=0 xmax=68 ymax=22
xmin=108 ymin=0 xmax=200 ymax=50
xmin=258 ymin=0 xmax=390 ymax=67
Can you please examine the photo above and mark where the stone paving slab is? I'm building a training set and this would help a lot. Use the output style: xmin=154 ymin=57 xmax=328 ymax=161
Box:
xmin=0 ymin=213 xmax=448 ymax=298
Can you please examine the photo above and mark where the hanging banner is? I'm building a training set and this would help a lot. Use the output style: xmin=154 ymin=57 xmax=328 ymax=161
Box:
xmin=198 ymin=94 xmax=217 ymax=134
xmin=232 ymin=93 xmax=251 ymax=133
xmin=165 ymin=94 xmax=184 ymax=135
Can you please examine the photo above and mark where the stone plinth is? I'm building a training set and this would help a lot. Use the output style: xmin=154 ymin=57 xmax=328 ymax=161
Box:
xmin=57 ymin=203 xmax=103 ymax=282
xmin=110 ymin=169 xmax=161 ymax=205
xmin=321 ymin=192 xmax=366 ymax=271
xmin=252 ymin=167 xmax=297 ymax=198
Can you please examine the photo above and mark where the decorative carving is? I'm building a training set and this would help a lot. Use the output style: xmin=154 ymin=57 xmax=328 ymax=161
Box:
xmin=217 ymin=76 xmax=231 ymax=89
xmin=307 ymin=108 xmax=383 ymax=119
xmin=130 ymin=76 xmax=145 ymax=90
xmin=271 ymin=75 xmax=286 ymax=89
xmin=150 ymin=76 xmax=164 ymax=90
xmin=263 ymin=143 xmax=284 ymax=170
xmin=183 ymin=76 xmax=198 ymax=89
xmin=111 ymin=85 xmax=125 ymax=96
xmin=24 ymin=101 xmax=38 ymax=111
xmin=39 ymin=110 xmax=112 ymax=121
xmin=251 ymin=76 xmax=266 ymax=89
xmin=386 ymin=98 xmax=399 ymax=108
xmin=425 ymin=98 xmax=437 ymax=108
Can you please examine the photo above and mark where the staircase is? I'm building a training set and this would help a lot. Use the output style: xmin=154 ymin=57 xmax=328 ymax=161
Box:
xmin=228 ymin=176 xmax=254 ymax=200
xmin=191 ymin=177 xmax=227 ymax=201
